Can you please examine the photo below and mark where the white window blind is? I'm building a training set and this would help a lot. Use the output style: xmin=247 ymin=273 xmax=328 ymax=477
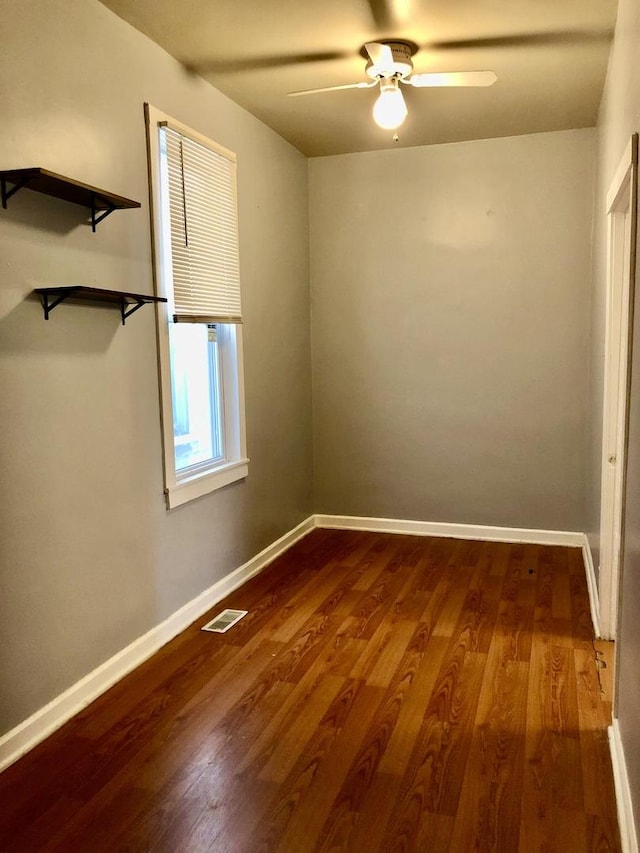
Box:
xmin=161 ymin=124 xmax=242 ymax=323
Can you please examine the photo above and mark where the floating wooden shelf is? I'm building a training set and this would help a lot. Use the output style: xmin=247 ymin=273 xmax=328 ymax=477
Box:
xmin=0 ymin=168 xmax=141 ymax=231
xmin=34 ymin=286 xmax=167 ymax=325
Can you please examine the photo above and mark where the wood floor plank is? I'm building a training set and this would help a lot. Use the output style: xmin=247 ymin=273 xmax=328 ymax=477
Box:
xmin=350 ymin=616 xmax=416 ymax=686
xmin=429 ymin=572 xmax=471 ymax=639
xmin=264 ymin=558 xmax=354 ymax=643
xmin=448 ymin=644 xmax=529 ymax=851
xmin=344 ymin=532 xmax=389 ymax=565
xmin=574 ymin=648 xmax=619 ymax=826
xmin=497 ymin=547 xmax=536 ymax=663
xmin=380 ymin=592 xmax=490 ymax=849
xmin=257 ymin=676 xmax=347 ymax=786
xmin=533 ymin=546 xmax=577 ymax=649
xmin=346 ymin=556 xmax=419 ymax=642
xmin=349 ymin=537 xmax=399 ymax=591
xmin=519 ymin=639 xmax=588 ymax=851
xmin=484 ymin=541 xmax=514 ymax=579
xmin=413 ymin=536 xmax=460 ymax=591
xmin=0 ymin=531 xmax=621 ymax=853
xmin=552 ymin=564 xmax=572 ymax=620
xmin=571 ymin=570 xmax=598 ymax=651
xmin=313 ymin=620 xmax=448 ymax=850
xmin=238 ymin=671 xmax=345 ymax=783
xmin=340 ymin=772 xmax=404 ymax=853
xmin=155 ymin=771 xmax=275 ymax=853
xmin=375 ymin=633 xmax=450 ymax=778
xmin=254 ymin=680 xmax=385 ymax=852
xmin=0 ymin=734 xmax=92 ymax=844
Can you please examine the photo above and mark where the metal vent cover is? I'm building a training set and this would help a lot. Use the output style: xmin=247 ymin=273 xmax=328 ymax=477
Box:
xmin=201 ymin=609 xmax=248 ymax=633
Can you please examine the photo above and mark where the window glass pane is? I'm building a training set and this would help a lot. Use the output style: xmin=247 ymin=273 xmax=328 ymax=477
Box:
xmin=169 ymin=323 xmax=223 ymax=472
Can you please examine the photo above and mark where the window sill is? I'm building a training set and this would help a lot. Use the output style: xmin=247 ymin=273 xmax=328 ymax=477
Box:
xmin=166 ymin=458 xmax=249 ymax=509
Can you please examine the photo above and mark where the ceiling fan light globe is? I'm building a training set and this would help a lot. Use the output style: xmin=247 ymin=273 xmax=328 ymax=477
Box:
xmin=372 ymin=87 xmax=408 ymax=130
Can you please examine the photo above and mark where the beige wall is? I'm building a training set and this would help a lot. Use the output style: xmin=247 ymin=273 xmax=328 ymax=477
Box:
xmin=310 ymin=130 xmax=595 ymax=530
xmin=593 ymin=0 xmax=640 ymax=837
xmin=0 ymin=0 xmax=313 ymax=733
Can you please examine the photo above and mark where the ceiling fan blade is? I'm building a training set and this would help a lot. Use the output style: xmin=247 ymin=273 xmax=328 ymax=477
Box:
xmin=364 ymin=42 xmax=395 ymax=71
xmin=185 ymin=49 xmax=352 ymax=75
xmin=428 ymin=29 xmax=612 ymax=51
xmin=366 ymin=0 xmax=395 ymax=29
xmin=288 ymin=81 xmax=376 ymax=97
xmin=408 ymin=71 xmax=497 ymax=88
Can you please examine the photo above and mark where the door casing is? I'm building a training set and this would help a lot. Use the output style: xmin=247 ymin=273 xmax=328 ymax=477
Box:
xmin=599 ymin=133 xmax=638 ymax=642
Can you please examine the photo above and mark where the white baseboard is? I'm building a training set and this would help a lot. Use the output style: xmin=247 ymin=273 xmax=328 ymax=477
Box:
xmin=314 ymin=514 xmax=585 ymax=547
xmin=581 ymin=534 xmax=602 ymax=639
xmin=0 ymin=515 xmax=315 ymax=773
xmin=610 ymin=720 xmax=639 ymax=853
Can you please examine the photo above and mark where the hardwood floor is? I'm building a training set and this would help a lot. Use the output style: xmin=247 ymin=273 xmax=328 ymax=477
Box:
xmin=0 ymin=529 xmax=620 ymax=852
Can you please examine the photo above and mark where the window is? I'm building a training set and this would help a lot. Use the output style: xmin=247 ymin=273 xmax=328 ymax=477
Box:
xmin=145 ymin=105 xmax=248 ymax=508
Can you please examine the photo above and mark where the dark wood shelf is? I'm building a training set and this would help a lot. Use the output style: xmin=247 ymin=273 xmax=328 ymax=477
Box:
xmin=34 ymin=286 xmax=167 ymax=325
xmin=1 ymin=168 xmax=141 ymax=231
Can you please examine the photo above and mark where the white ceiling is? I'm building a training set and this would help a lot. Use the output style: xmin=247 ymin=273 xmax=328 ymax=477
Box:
xmin=99 ymin=0 xmax=617 ymax=157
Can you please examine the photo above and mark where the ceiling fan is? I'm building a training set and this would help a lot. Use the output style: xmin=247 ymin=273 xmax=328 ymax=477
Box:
xmin=288 ymin=41 xmax=497 ymax=130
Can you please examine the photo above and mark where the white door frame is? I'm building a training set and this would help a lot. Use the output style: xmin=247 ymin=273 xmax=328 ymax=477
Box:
xmin=599 ymin=133 xmax=638 ymax=641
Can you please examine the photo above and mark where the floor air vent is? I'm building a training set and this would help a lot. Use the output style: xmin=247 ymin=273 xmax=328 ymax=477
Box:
xmin=201 ymin=609 xmax=248 ymax=634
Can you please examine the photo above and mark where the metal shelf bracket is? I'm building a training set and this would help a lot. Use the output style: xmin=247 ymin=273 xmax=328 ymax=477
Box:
xmin=38 ymin=289 xmax=74 ymax=320
xmin=1 ymin=176 xmax=30 ymax=209
xmin=120 ymin=297 xmax=147 ymax=325
xmin=90 ymin=197 xmax=117 ymax=232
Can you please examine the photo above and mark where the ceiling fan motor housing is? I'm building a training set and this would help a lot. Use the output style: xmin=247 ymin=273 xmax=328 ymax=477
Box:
xmin=366 ymin=41 xmax=414 ymax=79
